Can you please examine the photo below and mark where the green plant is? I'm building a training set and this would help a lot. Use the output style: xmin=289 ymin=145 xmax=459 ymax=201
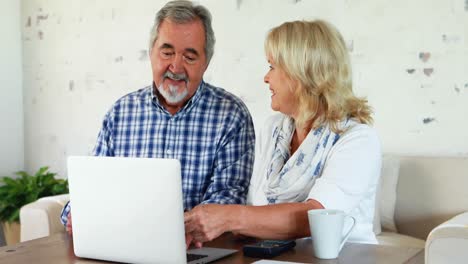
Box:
xmin=0 ymin=166 xmax=68 ymax=223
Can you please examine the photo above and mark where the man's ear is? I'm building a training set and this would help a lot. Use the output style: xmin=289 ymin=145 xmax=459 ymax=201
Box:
xmin=201 ymin=60 xmax=209 ymax=72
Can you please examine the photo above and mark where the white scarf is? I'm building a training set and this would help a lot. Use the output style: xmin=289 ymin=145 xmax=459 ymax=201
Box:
xmin=263 ymin=116 xmax=349 ymax=204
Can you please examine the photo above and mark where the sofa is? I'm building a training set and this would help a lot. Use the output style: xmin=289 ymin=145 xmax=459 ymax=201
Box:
xmin=19 ymin=156 xmax=468 ymax=263
xmin=19 ymin=194 xmax=69 ymax=243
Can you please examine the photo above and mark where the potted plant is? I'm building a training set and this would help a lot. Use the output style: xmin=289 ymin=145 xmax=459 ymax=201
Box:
xmin=0 ymin=166 xmax=68 ymax=245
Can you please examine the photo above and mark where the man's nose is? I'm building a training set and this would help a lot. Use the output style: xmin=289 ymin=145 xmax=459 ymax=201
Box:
xmin=169 ymin=54 xmax=184 ymax=73
xmin=264 ymin=73 xmax=269 ymax=84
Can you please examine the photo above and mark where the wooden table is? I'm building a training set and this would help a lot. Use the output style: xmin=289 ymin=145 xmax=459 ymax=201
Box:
xmin=0 ymin=233 xmax=424 ymax=264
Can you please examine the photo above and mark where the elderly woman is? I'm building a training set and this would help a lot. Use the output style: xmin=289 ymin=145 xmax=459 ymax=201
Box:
xmin=184 ymin=19 xmax=381 ymax=246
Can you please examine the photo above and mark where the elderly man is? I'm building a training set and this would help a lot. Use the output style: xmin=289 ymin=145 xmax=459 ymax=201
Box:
xmin=61 ymin=0 xmax=255 ymax=234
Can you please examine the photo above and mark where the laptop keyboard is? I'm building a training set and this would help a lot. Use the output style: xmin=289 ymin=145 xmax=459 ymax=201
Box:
xmin=187 ymin=253 xmax=208 ymax=262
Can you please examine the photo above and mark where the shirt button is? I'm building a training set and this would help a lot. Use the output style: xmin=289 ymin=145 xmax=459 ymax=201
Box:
xmin=166 ymin=149 xmax=172 ymax=154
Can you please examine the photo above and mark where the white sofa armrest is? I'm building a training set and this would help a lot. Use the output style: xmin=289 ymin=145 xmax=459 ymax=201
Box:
xmin=19 ymin=194 xmax=70 ymax=242
xmin=425 ymin=211 xmax=468 ymax=264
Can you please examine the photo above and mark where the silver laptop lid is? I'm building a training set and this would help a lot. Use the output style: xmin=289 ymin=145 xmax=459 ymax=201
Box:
xmin=68 ymin=156 xmax=186 ymax=264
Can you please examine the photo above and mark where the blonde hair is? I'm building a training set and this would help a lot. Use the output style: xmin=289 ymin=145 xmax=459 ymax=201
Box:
xmin=265 ymin=20 xmax=373 ymax=133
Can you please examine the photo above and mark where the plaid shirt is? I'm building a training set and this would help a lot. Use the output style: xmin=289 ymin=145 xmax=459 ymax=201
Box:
xmin=61 ymin=81 xmax=255 ymax=225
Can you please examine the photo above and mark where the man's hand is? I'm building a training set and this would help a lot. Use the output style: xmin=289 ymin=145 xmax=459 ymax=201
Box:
xmin=185 ymin=232 xmax=203 ymax=249
xmin=66 ymin=212 xmax=73 ymax=236
xmin=184 ymin=204 xmax=236 ymax=243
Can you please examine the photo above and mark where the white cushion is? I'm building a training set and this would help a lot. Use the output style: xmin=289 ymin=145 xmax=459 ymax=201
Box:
xmin=377 ymin=231 xmax=425 ymax=249
xmin=374 ymin=155 xmax=400 ymax=233
xmin=395 ymin=156 xmax=468 ymax=239
xmin=20 ymin=194 xmax=70 ymax=242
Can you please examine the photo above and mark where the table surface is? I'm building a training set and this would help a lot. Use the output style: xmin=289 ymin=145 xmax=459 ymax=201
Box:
xmin=0 ymin=233 xmax=424 ymax=264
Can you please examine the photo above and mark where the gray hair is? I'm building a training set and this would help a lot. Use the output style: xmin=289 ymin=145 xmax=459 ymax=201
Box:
xmin=148 ymin=0 xmax=215 ymax=64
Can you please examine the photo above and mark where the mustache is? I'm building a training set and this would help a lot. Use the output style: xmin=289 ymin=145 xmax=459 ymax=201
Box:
xmin=163 ymin=71 xmax=188 ymax=82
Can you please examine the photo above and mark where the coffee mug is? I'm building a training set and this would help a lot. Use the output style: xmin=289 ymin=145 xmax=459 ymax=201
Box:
xmin=307 ymin=209 xmax=356 ymax=259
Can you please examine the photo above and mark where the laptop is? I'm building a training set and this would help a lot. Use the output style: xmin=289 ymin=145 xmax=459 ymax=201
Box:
xmin=67 ymin=156 xmax=237 ymax=264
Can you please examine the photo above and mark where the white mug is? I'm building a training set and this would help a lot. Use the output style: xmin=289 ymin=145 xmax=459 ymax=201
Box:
xmin=307 ymin=209 xmax=356 ymax=259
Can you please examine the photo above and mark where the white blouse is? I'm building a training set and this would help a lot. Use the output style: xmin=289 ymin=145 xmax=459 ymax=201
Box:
xmin=247 ymin=114 xmax=381 ymax=244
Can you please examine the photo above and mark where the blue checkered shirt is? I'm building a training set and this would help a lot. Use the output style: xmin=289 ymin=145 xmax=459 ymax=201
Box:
xmin=61 ymin=81 xmax=255 ymax=226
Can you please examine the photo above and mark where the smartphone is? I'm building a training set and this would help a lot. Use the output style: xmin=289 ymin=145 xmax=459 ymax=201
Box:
xmin=242 ymin=240 xmax=296 ymax=258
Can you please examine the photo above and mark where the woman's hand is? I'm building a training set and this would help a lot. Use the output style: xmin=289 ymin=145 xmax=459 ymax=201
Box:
xmin=184 ymin=204 xmax=240 ymax=243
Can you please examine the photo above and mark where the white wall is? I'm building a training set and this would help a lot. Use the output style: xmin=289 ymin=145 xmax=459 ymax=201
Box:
xmin=20 ymin=0 xmax=468 ymax=177
xmin=0 ymin=0 xmax=24 ymax=176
